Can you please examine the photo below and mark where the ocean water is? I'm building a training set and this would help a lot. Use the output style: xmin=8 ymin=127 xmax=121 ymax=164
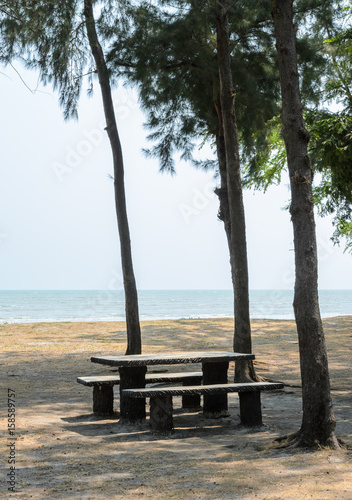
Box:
xmin=0 ymin=289 xmax=351 ymax=324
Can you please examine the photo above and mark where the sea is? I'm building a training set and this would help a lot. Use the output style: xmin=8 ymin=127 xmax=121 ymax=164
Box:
xmin=0 ymin=289 xmax=351 ymax=324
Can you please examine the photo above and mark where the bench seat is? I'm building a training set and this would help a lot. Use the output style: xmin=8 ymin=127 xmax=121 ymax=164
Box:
xmin=123 ymin=381 xmax=284 ymax=434
xmin=77 ymin=371 xmax=203 ymax=415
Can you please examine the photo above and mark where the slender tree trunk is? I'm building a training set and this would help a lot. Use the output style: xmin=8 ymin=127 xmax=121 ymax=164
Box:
xmin=215 ymin=133 xmax=231 ymax=246
xmin=84 ymin=0 xmax=141 ymax=354
xmin=214 ymin=1 xmax=258 ymax=382
xmin=272 ymin=0 xmax=340 ymax=448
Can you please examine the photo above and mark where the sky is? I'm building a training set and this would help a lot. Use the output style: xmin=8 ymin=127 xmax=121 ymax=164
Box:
xmin=1 ymin=65 xmax=351 ymax=290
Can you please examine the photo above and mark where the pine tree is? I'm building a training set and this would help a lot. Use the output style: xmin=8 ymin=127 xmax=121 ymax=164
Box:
xmin=106 ymin=0 xmax=343 ymax=379
xmin=106 ymin=0 xmax=281 ymax=381
xmin=272 ymin=0 xmax=340 ymax=449
xmin=0 ymin=0 xmax=142 ymax=354
xmin=214 ymin=0 xmax=253 ymax=381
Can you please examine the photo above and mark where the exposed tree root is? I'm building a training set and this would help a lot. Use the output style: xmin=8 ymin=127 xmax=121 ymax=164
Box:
xmin=235 ymin=359 xmax=266 ymax=383
xmin=273 ymin=430 xmax=345 ymax=451
xmin=237 ymin=373 xmax=267 ymax=383
xmin=252 ymin=372 xmax=267 ymax=383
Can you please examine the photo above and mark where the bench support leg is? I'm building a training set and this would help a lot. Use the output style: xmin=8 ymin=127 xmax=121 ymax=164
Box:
xmin=93 ymin=385 xmax=114 ymax=415
xmin=182 ymin=378 xmax=201 ymax=409
xmin=150 ymin=396 xmax=174 ymax=435
xmin=202 ymin=361 xmax=229 ymax=417
xmin=239 ymin=391 xmax=263 ymax=426
xmin=119 ymin=366 xmax=147 ymax=423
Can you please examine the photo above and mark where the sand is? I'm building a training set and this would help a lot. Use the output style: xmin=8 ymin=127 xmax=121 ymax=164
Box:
xmin=2 ymin=316 xmax=352 ymax=499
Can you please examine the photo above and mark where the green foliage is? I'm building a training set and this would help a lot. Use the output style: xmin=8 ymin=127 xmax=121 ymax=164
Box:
xmin=106 ymin=0 xmax=280 ymax=174
xmin=104 ymin=0 xmax=342 ymax=180
xmin=242 ymin=116 xmax=286 ymax=191
xmin=106 ymin=2 xmax=219 ymax=172
xmin=243 ymin=1 xmax=352 ymax=252
xmin=307 ymin=4 xmax=352 ymax=251
xmin=306 ymin=110 xmax=352 ymax=251
xmin=334 ymin=218 xmax=352 ymax=251
xmin=309 ymin=112 xmax=352 ymax=200
xmin=0 ymin=0 xmax=90 ymax=119
xmin=323 ymin=3 xmax=352 ymax=111
xmin=243 ymin=107 xmax=352 ymax=251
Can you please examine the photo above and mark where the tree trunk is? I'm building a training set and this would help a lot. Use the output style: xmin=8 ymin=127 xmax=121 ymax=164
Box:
xmin=215 ymin=133 xmax=231 ymax=247
xmin=84 ymin=0 xmax=141 ymax=354
xmin=271 ymin=0 xmax=340 ymax=448
xmin=214 ymin=1 xmax=258 ymax=382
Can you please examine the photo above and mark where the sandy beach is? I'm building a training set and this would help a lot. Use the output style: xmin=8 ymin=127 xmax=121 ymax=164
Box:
xmin=2 ymin=316 xmax=352 ymax=499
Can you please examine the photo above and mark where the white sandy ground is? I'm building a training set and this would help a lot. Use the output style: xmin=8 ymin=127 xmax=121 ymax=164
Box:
xmin=1 ymin=317 xmax=352 ymax=499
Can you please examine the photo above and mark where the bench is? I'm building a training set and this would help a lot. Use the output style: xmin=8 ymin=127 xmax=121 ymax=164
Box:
xmin=77 ymin=371 xmax=203 ymax=415
xmin=122 ymin=381 xmax=284 ymax=435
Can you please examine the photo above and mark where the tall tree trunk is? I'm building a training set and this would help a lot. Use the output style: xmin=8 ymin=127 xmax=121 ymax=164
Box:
xmin=272 ymin=0 xmax=339 ymax=448
xmin=215 ymin=133 xmax=231 ymax=246
xmin=84 ymin=0 xmax=141 ymax=355
xmin=214 ymin=1 xmax=258 ymax=383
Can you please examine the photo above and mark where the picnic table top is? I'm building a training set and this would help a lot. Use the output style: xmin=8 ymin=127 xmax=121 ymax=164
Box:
xmin=91 ymin=351 xmax=255 ymax=367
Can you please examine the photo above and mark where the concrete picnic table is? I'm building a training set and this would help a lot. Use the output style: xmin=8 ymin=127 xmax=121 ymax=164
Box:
xmin=91 ymin=351 xmax=255 ymax=422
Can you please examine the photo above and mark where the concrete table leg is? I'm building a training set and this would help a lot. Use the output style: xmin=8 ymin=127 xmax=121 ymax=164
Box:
xmin=93 ymin=385 xmax=114 ymax=415
xmin=119 ymin=366 xmax=147 ymax=423
xmin=150 ymin=395 xmax=174 ymax=435
xmin=202 ymin=361 xmax=229 ymax=416
xmin=239 ymin=391 xmax=263 ymax=426
xmin=181 ymin=377 xmax=201 ymax=409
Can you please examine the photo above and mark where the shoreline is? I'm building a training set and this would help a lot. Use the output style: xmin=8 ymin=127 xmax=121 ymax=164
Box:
xmin=2 ymin=313 xmax=352 ymax=325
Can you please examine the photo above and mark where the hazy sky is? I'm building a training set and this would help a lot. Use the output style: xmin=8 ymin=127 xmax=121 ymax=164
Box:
xmin=1 ymin=65 xmax=351 ymax=290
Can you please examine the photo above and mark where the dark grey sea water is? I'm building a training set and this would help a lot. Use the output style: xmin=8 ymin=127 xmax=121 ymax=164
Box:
xmin=0 ymin=289 xmax=351 ymax=324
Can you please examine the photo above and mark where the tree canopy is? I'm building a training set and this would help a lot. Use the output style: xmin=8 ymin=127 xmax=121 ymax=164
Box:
xmin=105 ymin=0 xmax=281 ymax=173
xmin=243 ymin=0 xmax=352 ymax=252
